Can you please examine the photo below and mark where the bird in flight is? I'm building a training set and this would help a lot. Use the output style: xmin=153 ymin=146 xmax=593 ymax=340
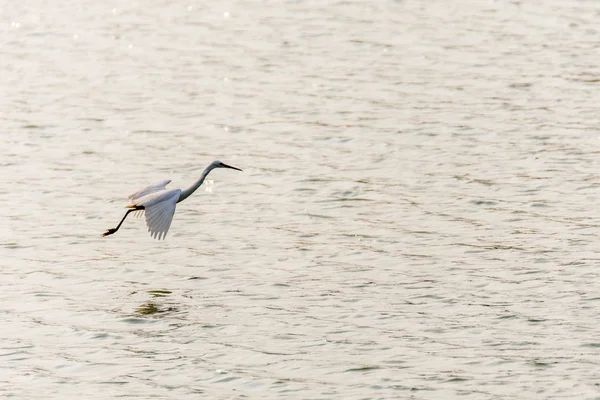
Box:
xmin=102 ymin=160 xmax=242 ymax=239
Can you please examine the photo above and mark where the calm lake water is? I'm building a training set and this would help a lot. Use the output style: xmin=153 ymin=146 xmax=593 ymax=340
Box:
xmin=2 ymin=0 xmax=600 ymax=398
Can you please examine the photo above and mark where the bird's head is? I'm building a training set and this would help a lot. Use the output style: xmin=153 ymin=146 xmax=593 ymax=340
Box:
xmin=212 ymin=160 xmax=243 ymax=171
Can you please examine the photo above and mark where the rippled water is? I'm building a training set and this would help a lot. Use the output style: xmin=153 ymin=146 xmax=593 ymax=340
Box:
xmin=2 ymin=0 xmax=600 ymax=398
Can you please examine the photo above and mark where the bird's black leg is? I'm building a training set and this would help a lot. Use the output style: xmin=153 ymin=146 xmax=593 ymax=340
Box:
xmin=102 ymin=208 xmax=141 ymax=237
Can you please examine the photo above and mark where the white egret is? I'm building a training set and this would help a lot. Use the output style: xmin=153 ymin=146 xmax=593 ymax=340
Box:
xmin=102 ymin=160 xmax=242 ymax=239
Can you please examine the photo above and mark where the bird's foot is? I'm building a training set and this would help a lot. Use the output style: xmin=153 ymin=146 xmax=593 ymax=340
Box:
xmin=102 ymin=228 xmax=117 ymax=237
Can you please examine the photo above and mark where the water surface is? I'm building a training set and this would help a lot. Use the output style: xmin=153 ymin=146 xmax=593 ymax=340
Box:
xmin=2 ymin=1 xmax=600 ymax=399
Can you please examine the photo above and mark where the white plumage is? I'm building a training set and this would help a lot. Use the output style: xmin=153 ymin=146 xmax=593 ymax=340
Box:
xmin=134 ymin=188 xmax=180 ymax=240
xmin=102 ymin=160 xmax=242 ymax=240
xmin=128 ymin=179 xmax=171 ymax=202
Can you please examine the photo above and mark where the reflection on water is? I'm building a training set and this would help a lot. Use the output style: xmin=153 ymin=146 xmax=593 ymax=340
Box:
xmin=2 ymin=0 xmax=600 ymax=399
xmin=135 ymin=302 xmax=177 ymax=316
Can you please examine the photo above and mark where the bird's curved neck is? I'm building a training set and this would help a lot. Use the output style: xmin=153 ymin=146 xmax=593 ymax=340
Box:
xmin=177 ymin=165 xmax=214 ymax=203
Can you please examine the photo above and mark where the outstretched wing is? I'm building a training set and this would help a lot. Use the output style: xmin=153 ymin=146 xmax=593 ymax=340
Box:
xmin=128 ymin=180 xmax=171 ymax=204
xmin=142 ymin=190 xmax=180 ymax=240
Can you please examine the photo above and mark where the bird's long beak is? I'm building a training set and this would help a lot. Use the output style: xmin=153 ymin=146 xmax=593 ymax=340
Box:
xmin=222 ymin=163 xmax=243 ymax=171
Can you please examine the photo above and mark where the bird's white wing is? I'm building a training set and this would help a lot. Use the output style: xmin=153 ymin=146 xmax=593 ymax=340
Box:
xmin=143 ymin=190 xmax=180 ymax=240
xmin=128 ymin=180 xmax=171 ymax=203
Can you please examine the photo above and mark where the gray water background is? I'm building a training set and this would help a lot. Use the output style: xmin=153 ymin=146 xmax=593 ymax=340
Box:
xmin=2 ymin=0 xmax=600 ymax=398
